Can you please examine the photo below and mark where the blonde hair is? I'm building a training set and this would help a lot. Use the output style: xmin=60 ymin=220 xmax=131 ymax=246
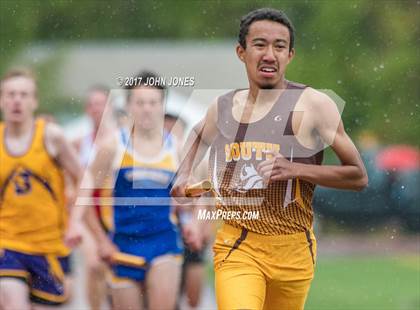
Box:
xmin=0 ymin=68 xmax=38 ymax=96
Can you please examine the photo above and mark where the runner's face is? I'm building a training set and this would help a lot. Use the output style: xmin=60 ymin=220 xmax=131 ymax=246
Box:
xmin=128 ymin=86 xmax=164 ymax=131
xmin=86 ymin=90 xmax=108 ymax=127
xmin=0 ymin=77 xmax=38 ymax=123
xmin=237 ymin=20 xmax=294 ymax=89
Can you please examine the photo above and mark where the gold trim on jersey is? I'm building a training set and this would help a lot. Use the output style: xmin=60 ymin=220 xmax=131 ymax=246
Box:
xmin=120 ymin=151 xmax=177 ymax=172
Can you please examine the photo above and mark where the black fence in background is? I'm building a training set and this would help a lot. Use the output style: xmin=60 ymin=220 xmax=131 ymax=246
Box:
xmin=313 ymin=152 xmax=419 ymax=232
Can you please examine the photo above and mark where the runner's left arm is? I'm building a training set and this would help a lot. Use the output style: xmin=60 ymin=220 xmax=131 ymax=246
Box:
xmin=257 ymin=89 xmax=368 ymax=191
xmin=45 ymin=122 xmax=86 ymax=247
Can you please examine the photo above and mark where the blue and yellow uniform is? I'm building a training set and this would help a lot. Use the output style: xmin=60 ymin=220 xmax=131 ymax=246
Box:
xmin=109 ymin=129 xmax=183 ymax=284
xmin=0 ymin=119 xmax=71 ymax=305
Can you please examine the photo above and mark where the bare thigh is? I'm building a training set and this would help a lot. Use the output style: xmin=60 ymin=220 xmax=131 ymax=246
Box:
xmin=81 ymin=225 xmax=108 ymax=309
xmin=146 ymin=255 xmax=182 ymax=310
xmin=184 ymin=263 xmax=205 ymax=307
xmin=110 ymin=279 xmax=143 ymax=310
xmin=0 ymin=278 xmax=31 ymax=310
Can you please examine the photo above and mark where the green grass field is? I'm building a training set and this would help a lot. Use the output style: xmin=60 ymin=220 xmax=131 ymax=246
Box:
xmin=207 ymin=255 xmax=419 ymax=310
xmin=305 ymin=256 xmax=420 ymax=310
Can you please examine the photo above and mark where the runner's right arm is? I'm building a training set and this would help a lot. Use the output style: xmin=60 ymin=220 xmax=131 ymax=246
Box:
xmin=84 ymin=134 xmax=119 ymax=262
xmin=171 ymin=100 xmax=218 ymax=198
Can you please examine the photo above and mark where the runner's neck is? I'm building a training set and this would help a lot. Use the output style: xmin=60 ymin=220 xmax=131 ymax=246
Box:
xmin=132 ymin=125 xmax=163 ymax=142
xmin=5 ymin=118 xmax=35 ymax=138
xmin=248 ymin=78 xmax=288 ymax=104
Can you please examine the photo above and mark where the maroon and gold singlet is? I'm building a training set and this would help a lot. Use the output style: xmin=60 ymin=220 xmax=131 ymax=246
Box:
xmin=209 ymin=81 xmax=323 ymax=235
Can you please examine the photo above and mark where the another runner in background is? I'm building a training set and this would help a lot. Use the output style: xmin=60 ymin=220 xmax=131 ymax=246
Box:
xmin=73 ymin=85 xmax=114 ymax=310
xmin=0 ymin=68 xmax=83 ymax=309
xmin=164 ymin=113 xmax=212 ymax=309
xmin=85 ymin=71 xmax=200 ymax=310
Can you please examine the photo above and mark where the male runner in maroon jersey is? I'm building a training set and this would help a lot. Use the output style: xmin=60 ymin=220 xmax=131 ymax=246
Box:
xmin=172 ymin=8 xmax=368 ymax=310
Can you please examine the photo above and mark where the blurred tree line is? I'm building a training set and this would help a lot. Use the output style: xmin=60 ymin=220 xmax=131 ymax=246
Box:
xmin=0 ymin=0 xmax=419 ymax=145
